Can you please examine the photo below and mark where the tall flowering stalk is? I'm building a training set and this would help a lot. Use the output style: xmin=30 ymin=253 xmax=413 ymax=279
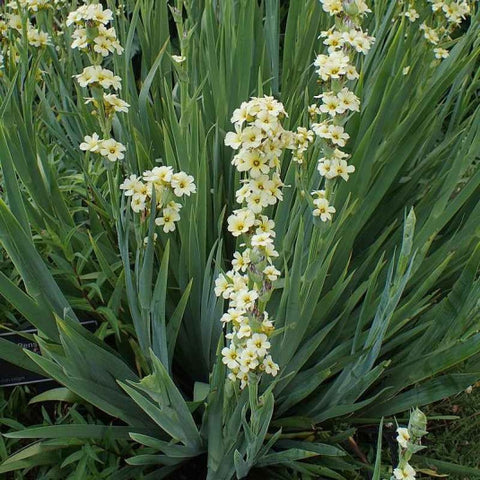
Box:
xmin=215 ymin=96 xmax=305 ymax=389
xmin=68 ymin=4 xmax=198 ymax=244
xmin=305 ymin=0 xmax=374 ymax=222
xmin=398 ymin=1 xmax=471 ymax=60
xmin=0 ymin=0 xmax=57 ymax=67
xmin=392 ymin=408 xmax=428 ymax=480
xmin=421 ymin=1 xmax=471 ymax=60
xmin=64 ymin=1 xmax=131 ymax=225
xmin=67 ymin=2 xmax=127 ymax=196
xmin=119 ymin=166 xmax=196 ymax=237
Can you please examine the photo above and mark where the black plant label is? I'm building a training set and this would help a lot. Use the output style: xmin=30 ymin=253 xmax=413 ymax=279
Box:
xmin=0 ymin=321 xmax=97 ymax=388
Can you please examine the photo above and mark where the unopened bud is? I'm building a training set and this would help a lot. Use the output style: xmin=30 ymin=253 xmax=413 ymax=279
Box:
xmin=408 ymin=408 xmax=427 ymax=439
xmin=343 ymin=1 xmax=359 ymax=16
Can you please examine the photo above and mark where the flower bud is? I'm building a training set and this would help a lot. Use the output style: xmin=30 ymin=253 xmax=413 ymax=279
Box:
xmin=408 ymin=408 xmax=427 ymax=439
xmin=258 ymin=287 xmax=273 ymax=304
xmin=343 ymin=1 xmax=359 ymax=16
xmin=248 ymin=248 xmax=263 ymax=265
xmin=248 ymin=268 xmax=264 ymax=285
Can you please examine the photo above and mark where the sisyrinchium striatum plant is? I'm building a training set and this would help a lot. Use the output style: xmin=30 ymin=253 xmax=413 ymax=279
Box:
xmin=0 ymin=0 xmax=479 ymax=478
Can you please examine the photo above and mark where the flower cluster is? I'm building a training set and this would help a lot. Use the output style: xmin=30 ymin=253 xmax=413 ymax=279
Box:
xmin=308 ymin=0 xmax=374 ymax=221
xmin=74 ymin=65 xmax=122 ymax=90
xmin=0 ymin=18 xmax=9 ymax=71
xmin=67 ymin=2 xmax=128 ymax=162
xmin=428 ymin=0 xmax=470 ymax=24
xmin=321 ymin=0 xmax=371 ymax=16
xmin=291 ymin=127 xmax=315 ymax=164
xmin=311 ymin=189 xmax=336 ymax=222
xmin=217 ymin=96 xmax=301 ymax=388
xmin=120 ymin=166 xmax=196 ymax=233
xmin=401 ymin=1 xmax=471 ymax=59
xmin=401 ymin=5 xmax=420 ymax=22
xmin=3 ymin=1 xmax=54 ymax=49
xmin=67 ymin=3 xmax=123 ymax=57
xmin=85 ymin=93 xmax=129 ymax=116
xmin=79 ymin=133 xmax=126 ymax=162
xmin=6 ymin=0 xmax=63 ymax=13
xmin=392 ymin=408 xmax=428 ymax=480
xmin=425 ymin=0 xmax=470 ymax=59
